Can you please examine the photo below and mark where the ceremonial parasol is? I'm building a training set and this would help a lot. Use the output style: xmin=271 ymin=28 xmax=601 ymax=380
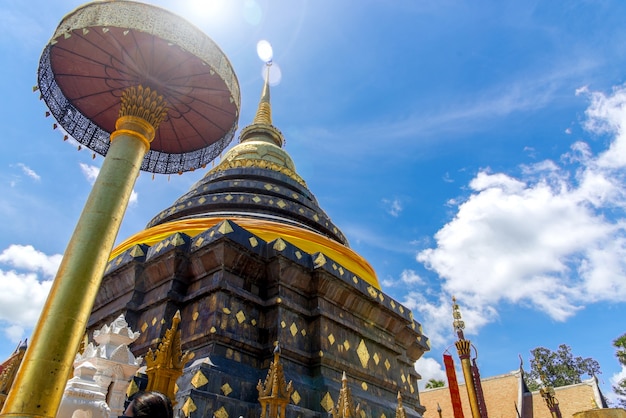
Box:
xmin=38 ymin=0 xmax=240 ymax=173
xmin=1 ymin=3 xmax=240 ymax=417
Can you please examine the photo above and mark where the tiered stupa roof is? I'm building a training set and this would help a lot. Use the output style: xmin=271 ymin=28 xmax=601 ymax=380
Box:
xmin=110 ymin=65 xmax=380 ymax=289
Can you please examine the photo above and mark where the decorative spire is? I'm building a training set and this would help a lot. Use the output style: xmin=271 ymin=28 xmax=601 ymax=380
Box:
xmin=257 ymin=342 xmax=294 ymax=418
xmin=253 ymin=64 xmax=272 ymax=125
xmin=0 ymin=340 xmax=28 ymax=409
xmin=395 ymin=391 xmax=407 ymax=418
xmin=238 ymin=42 xmax=284 ymax=147
xmin=330 ymin=372 xmax=361 ymax=418
xmin=145 ymin=310 xmax=194 ymax=405
xmin=452 ymin=296 xmax=465 ymax=340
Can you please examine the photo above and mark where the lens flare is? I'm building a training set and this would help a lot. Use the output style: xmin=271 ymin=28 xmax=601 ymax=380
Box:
xmin=261 ymin=63 xmax=282 ymax=86
xmin=257 ymin=40 xmax=273 ymax=63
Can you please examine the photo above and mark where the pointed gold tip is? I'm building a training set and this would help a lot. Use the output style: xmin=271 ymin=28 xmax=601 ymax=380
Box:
xmin=252 ymin=64 xmax=272 ymax=125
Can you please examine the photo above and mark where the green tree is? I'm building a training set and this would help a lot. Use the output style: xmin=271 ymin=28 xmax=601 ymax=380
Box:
xmin=612 ymin=333 xmax=626 ymax=407
xmin=425 ymin=378 xmax=445 ymax=389
xmin=525 ymin=344 xmax=601 ymax=392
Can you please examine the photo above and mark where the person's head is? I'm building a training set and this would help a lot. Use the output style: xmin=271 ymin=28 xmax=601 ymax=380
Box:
xmin=123 ymin=391 xmax=173 ymax=418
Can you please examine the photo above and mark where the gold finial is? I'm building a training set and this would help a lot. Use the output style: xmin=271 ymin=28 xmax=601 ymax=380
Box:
xmin=395 ymin=391 xmax=407 ymax=418
xmin=257 ymin=342 xmax=294 ymax=418
xmin=145 ymin=310 xmax=194 ymax=405
xmin=253 ymin=63 xmax=272 ymax=126
xmin=452 ymin=296 xmax=465 ymax=340
xmin=238 ymin=42 xmax=285 ymax=147
xmin=330 ymin=372 xmax=361 ymax=418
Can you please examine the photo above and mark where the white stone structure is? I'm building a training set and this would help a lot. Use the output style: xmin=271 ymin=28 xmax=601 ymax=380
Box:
xmin=58 ymin=314 xmax=142 ymax=418
xmin=57 ymin=362 xmax=110 ymax=418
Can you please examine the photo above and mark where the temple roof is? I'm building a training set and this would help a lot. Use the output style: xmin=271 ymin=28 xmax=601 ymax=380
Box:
xmin=147 ymin=63 xmax=348 ymax=246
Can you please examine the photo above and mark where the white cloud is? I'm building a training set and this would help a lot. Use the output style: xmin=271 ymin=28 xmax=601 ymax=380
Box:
xmin=416 ymin=84 xmax=626 ymax=329
xmin=4 ymin=325 xmax=25 ymax=344
xmin=0 ymin=244 xmax=62 ymax=278
xmin=80 ymin=163 xmax=100 ymax=184
xmin=415 ymin=356 xmax=447 ymax=390
xmin=0 ymin=245 xmax=60 ymax=341
xmin=400 ymin=269 xmax=424 ymax=285
xmin=383 ymin=198 xmax=403 ymax=217
xmin=17 ymin=163 xmax=40 ymax=181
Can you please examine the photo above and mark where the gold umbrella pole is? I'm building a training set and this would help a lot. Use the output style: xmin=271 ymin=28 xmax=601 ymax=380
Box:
xmin=0 ymin=86 xmax=166 ymax=418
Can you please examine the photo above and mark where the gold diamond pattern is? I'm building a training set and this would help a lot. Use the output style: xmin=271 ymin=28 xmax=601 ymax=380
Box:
xmin=236 ymin=310 xmax=246 ymax=324
xmin=225 ymin=194 xmax=233 ymax=201
xmin=353 ymin=276 xmax=358 ymax=284
xmin=273 ymin=238 xmax=287 ymax=251
xmin=198 ymin=197 xmax=206 ymax=204
xmin=338 ymin=267 xmax=344 ymax=275
xmin=313 ymin=253 xmax=327 ymax=267
xmin=343 ymin=340 xmax=350 ymax=351
xmin=249 ymin=237 xmax=258 ymax=247
xmin=221 ymin=383 xmax=233 ymax=396
xmin=264 ymin=183 xmax=273 ymax=190
xmin=290 ymin=322 xmax=298 ymax=336
xmin=210 ymin=326 xmax=216 ymax=333
xmin=171 ymin=233 xmax=186 ymax=246
xmin=214 ymin=406 xmax=228 ymax=418
xmin=367 ymin=286 xmax=378 ymax=298
xmin=357 ymin=340 xmax=370 ymax=368
xmin=175 ymin=383 xmax=179 ymax=393
xmin=320 ymin=392 xmax=334 ymax=412
xmin=328 ymin=334 xmax=335 ymax=345
xmin=194 ymin=237 xmax=203 ymax=248
xmin=223 ymin=307 xmax=231 ymax=314
xmin=277 ymin=200 xmax=286 ymax=208
xmin=181 ymin=397 xmax=197 ymax=417
xmin=141 ymin=322 xmax=148 ymax=332
xmin=292 ymin=390 xmax=301 ymax=405
xmin=385 ymin=359 xmax=391 ymax=371
xmin=391 ymin=301 xmax=396 ymax=309
xmin=151 ymin=317 xmax=157 ymax=326
xmin=401 ymin=372 xmax=406 ymax=383
xmin=218 ymin=221 xmax=234 ymax=234
xmin=192 ymin=311 xmax=199 ymax=320
xmin=191 ymin=371 xmax=208 ymax=388
xmin=301 ymin=329 xmax=307 ymax=336
xmin=281 ymin=321 xmax=286 ymax=328
xmin=129 ymin=245 xmax=145 ymax=257
xmin=361 ymin=382 xmax=368 ymax=391
xmin=251 ymin=319 xmax=257 ymax=326
xmin=253 ymin=195 xmax=262 ymax=203
xmin=295 ymin=251 xmax=302 ymax=259
xmin=381 ymin=414 xmax=387 ymax=418
xmin=373 ymin=353 xmax=380 ymax=365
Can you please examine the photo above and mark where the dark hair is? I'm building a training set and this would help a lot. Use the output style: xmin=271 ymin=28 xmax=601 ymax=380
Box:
xmin=129 ymin=391 xmax=173 ymax=418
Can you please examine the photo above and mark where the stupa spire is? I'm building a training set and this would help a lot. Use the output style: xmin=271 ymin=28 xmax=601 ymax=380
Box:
xmin=253 ymin=63 xmax=273 ymax=125
xmin=239 ymin=42 xmax=284 ymax=147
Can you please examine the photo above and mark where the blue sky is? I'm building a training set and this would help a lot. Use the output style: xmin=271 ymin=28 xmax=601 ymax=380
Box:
xmin=2 ymin=0 xmax=626 ymax=404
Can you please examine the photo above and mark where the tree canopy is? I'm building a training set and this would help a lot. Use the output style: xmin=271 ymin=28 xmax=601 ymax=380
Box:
xmin=425 ymin=378 xmax=445 ymax=389
xmin=612 ymin=333 xmax=626 ymax=407
xmin=525 ymin=344 xmax=601 ymax=392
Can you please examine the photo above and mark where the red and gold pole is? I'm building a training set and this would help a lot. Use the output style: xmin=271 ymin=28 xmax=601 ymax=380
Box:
xmin=0 ymin=86 xmax=166 ymax=418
